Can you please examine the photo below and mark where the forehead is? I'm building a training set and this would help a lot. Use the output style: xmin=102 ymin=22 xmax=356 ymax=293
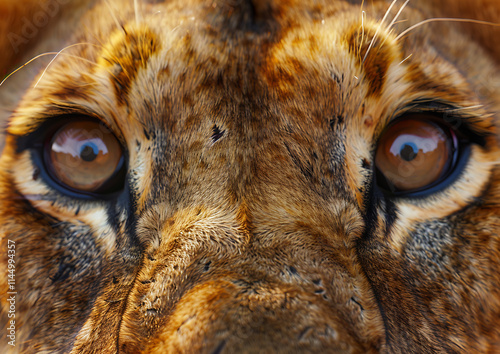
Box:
xmin=95 ymin=0 xmax=369 ymax=113
xmin=17 ymin=8 xmax=327 ymax=143
xmin=10 ymin=0 xmax=489 ymax=159
xmin=11 ymin=0 xmax=479 ymax=134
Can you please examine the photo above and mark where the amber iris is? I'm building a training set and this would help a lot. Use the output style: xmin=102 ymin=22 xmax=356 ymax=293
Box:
xmin=47 ymin=121 xmax=122 ymax=193
xmin=375 ymin=117 xmax=453 ymax=192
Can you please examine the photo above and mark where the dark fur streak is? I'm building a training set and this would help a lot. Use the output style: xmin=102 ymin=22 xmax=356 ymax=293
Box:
xmin=211 ymin=340 xmax=227 ymax=354
xmin=211 ymin=124 xmax=225 ymax=143
xmin=351 ymin=297 xmax=364 ymax=311
xmin=359 ymin=177 xmax=381 ymax=239
xmin=329 ymin=115 xmax=344 ymax=129
xmin=32 ymin=167 xmax=40 ymax=181
xmin=288 ymin=265 xmax=299 ymax=275
xmin=284 ymin=142 xmax=314 ymax=181
xmin=50 ymin=255 xmax=76 ymax=283
xmin=354 ymin=178 xmax=391 ymax=347
xmin=332 ymin=73 xmax=342 ymax=86
xmin=382 ymin=198 xmax=398 ymax=236
xmin=298 ymin=326 xmax=312 ymax=340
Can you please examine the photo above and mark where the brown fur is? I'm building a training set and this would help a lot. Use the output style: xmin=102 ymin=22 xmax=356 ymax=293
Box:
xmin=0 ymin=0 xmax=499 ymax=352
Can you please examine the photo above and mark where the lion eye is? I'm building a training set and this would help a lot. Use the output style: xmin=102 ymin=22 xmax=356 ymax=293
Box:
xmin=375 ymin=115 xmax=458 ymax=194
xmin=45 ymin=120 xmax=125 ymax=194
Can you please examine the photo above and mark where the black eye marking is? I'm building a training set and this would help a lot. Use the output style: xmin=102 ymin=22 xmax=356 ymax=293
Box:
xmin=362 ymin=158 xmax=371 ymax=169
xmin=211 ymin=124 xmax=225 ymax=143
xmin=33 ymin=167 xmax=40 ymax=181
xmin=329 ymin=115 xmax=344 ymax=130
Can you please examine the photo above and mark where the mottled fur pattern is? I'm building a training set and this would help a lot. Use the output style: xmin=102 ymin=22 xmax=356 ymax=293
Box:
xmin=0 ymin=0 xmax=499 ymax=352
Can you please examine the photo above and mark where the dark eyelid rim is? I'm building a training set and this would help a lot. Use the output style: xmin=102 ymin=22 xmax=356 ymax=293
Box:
xmin=12 ymin=102 xmax=122 ymax=148
xmin=16 ymin=113 xmax=125 ymax=153
xmin=31 ymin=149 xmax=126 ymax=200
xmin=387 ymin=99 xmax=489 ymax=147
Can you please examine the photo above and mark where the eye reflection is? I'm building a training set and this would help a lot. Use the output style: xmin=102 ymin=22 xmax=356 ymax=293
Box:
xmin=375 ymin=116 xmax=455 ymax=193
xmin=46 ymin=121 xmax=123 ymax=193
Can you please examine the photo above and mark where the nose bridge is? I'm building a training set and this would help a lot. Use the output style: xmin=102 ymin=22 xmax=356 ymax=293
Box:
xmin=123 ymin=196 xmax=378 ymax=351
xmin=120 ymin=5 xmax=377 ymax=349
xmin=135 ymin=203 xmax=250 ymax=260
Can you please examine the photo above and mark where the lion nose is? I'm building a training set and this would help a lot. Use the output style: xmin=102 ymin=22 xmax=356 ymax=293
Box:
xmin=143 ymin=277 xmax=377 ymax=353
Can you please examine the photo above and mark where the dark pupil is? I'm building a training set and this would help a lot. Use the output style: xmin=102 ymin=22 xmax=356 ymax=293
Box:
xmin=80 ymin=143 xmax=99 ymax=162
xmin=400 ymin=143 xmax=418 ymax=162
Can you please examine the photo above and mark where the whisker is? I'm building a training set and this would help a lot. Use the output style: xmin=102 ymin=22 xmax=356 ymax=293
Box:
xmin=104 ymin=0 xmax=124 ymax=33
xmin=134 ymin=0 xmax=141 ymax=24
xmin=396 ymin=18 xmax=500 ymax=41
xmin=393 ymin=19 xmax=409 ymax=25
xmin=447 ymin=105 xmax=484 ymax=112
xmin=357 ymin=0 xmax=365 ymax=55
xmin=388 ymin=0 xmax=410 ymax=30
xmin=360 ymin=10 xmax=366 ymax=54
xmin=1 ymin=42 xmax=105 ymax=89
xmin=0 ymin=54 xmax=55 ymax=88
xmin=373 ymin=0 xmax=410 ymax=59
xmin=363 ymin=0 xmax=399 ymax=63
xmin=398 ymin=53 xmax=412 ymax=65
xmin=34 ymin=43 xmax=103 ymax=88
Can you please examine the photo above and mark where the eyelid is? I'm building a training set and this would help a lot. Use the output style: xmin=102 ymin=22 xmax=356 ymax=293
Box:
xmin=15 ymin=113 xmax=125 ymax=154
xmin=386 ymin=101 xmax=488 ymax=147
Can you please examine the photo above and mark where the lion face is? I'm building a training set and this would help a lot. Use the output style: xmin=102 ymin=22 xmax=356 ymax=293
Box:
xmin=1 ymin=0 xmax=500 ymax=352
